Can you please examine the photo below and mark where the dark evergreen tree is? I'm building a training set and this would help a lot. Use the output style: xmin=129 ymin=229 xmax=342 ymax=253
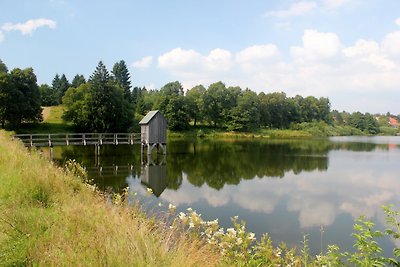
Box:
xmin=63 ymin=61 xmax=134 ymax=132
xmin=0 ymin=59 xmax=8 ymax=73
xmin=112 ymin=60 xmax=132 ymax=101
xmin=51 ymin=74 xmax=61 ymax=105
xmin=39 ymin=84 xmax=58 ymax=106
xmin=58 ymin=74 xmax=70 ymax=103
xmin=71 ymin=74 xmax=86 ymax=88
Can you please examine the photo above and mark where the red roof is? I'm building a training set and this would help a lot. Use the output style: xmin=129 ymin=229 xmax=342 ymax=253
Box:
xmin=389 ymin=117 xmax=399 ymax=127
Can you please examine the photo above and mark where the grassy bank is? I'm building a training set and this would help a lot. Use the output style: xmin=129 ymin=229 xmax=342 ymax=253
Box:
xmin=15 ymin=105 xmax=74 ymax=134
xmin=167 ymin=122 xmax=370 ymax=140
xmin=0 ymin=130 xmax=220 ymax=266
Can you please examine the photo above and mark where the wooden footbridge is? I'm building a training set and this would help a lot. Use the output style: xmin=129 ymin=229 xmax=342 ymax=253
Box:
xmin=13 ymin=110 xmax=168 ymax=156
xmin=12 ymin=133 xmax=141 ymax=147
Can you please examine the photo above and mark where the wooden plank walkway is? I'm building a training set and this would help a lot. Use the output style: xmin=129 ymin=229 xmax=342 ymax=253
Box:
xmin=12 ymin=133 xmax=141 ymax=147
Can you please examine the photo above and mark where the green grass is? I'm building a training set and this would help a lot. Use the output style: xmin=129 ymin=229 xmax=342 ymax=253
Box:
xmin=15 ymin=106 xmax=74 ymax=134
xmin=0 ymin=130 xmax=220 ymax=266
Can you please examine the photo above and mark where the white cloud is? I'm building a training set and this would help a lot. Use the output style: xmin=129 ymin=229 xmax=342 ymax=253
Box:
xmin=0 ymin=31 xmax=4 ymax=43
xmin=395 ymin=18 xmax=400 ymax=26
xmin=323 ymin=0 xmax=351 ymax=9
xmin=158 ymin=48 xmax=202 ymax=70
xmin=152 ymin=28 xmax=400 ymax=113
xmin=157 ymin=48 xmax=234 ymax=89
xmin=235 ymin=44 xmax=280 ymax=72
xmin=236 ymin=44 xmax=280 ymax=63
xmin=1 ymin=18 xmax=56 ymax=36
xmin=265 ymin=1 xmax=317 ymax=18
xmin=343 ymin=39 xmax=396 ymax=70
xmin=382 ymin=31 xmax=400 ymax=58
xmin=132 ymin=56 xmax=153 ymax=68
xmin=205 ymin=48 xmax=233 ymax=71
xmin=291 ymin=29 xmax=342 ymax=62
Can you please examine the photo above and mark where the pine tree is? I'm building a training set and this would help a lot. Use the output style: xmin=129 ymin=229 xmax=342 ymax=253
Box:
xmin=0 ymin=59 xmax=8 ymax=73
xmin=71 ymin=74 xmax=86 ymax=88
xmin=89 ymin=61 xmax=110 ymax=86
xmin=58 ymin=74 xmax=70 ymax=103
xmin=112 ymin=60 xmax=132 ymax=101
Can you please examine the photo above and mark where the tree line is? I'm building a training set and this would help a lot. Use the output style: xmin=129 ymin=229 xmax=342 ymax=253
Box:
xmin=0 ymin=58 xmax=398 ymax=134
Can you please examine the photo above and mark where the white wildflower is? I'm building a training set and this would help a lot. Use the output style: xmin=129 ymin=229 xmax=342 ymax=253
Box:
xmin=227 ymin=228 xmax=236 ymax=235
xmin=178 ymin=212 xmax=186 ymax=220
xmin=168 ymin=203 xmax=176 ymax=213
xmin=248 ymin=232 xmax=256 ymax=241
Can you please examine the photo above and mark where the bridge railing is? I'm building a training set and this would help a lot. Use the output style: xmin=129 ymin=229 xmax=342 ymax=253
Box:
xmin=12 ymin=133 xmax=142 ymax=147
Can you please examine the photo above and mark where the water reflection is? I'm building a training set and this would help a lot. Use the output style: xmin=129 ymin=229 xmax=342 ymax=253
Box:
xmin=166 ymin=139 xmax=330 ymax=190
xmin=51 ymin=137 xmax=400 ymax=255
xmin=140 ymin=154 xmax=167 ymax=197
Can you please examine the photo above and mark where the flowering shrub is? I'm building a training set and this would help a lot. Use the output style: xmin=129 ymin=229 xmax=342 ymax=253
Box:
xmin=174 ymin=206 xmax=400 ymax=266
xmin=93 ymin=184 xmax=400 ymax=266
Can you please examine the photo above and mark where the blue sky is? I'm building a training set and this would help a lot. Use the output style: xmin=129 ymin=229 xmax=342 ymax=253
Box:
xmin=1 ymin=0 xmax=400 ymax=114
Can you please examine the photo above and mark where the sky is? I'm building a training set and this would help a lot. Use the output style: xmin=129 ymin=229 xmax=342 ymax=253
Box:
xmin=1 ymin=0 xmax=400 ymax=114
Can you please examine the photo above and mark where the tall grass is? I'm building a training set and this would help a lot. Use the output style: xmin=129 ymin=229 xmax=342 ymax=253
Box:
xmin=0 ymin=130 xmax=220 ymax=266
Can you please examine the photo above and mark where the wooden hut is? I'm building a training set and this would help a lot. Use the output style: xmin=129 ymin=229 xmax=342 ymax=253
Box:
xmin=139 ymin=110 xmax=167 ymax=155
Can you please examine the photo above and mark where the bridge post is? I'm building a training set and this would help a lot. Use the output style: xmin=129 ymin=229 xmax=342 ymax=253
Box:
xmin=50 ymin=147 xmax=54 ymax=161
xmin=95 ymin=144 xmax=101 ymax=166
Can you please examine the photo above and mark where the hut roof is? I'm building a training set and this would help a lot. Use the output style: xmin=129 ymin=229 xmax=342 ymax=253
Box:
xmin=139 ymin=110 xmax=161 ymax=125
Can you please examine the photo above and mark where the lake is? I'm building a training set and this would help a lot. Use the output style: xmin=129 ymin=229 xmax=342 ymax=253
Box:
xmin=52 ymin=136 xmax=400 ymax=256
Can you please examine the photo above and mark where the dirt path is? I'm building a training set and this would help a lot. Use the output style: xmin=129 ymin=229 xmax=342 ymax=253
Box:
xmin=42 ymin=106 xmax=51 ymax=121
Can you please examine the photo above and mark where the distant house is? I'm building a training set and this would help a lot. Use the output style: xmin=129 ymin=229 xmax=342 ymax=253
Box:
xmin=389 ymin=117 xmax=399 ymax=128
xmin=139 ymin=110 xmax=167 ymax=154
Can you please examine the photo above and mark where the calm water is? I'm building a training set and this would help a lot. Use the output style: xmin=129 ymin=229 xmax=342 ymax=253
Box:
xmin=52 ymin=136 xmax=400 ymax=255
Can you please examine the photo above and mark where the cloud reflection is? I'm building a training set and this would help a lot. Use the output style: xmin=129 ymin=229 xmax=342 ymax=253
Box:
xmin=161 ymin=150 xmax=400 ymax=233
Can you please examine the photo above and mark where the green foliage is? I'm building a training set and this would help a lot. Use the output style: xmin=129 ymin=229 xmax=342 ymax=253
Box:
xmin=226 ymin=89 xmax=260 ymax=131
xmin=203 ymin=81 xmax=236 ymax=127
xmin=62 ymin=61 xmax=134 ymax=132
xmin=64 ymin=159 xmax=92 ymax=184
xmin=0 ymin=68 xmax=42 ymax=128
xmin=52 ymin=74 xmax=70 ymax=104
xmin=112 ymin=60 xmax=132 ymax=101
xmin=0 ymin=58 xmax=8 ymax=73
xmin=70 ymin=74 xmax=86 ymax=88
xmin=173 ymin=205 xmax=400 ymax=266
xmin=38 ymin=84 xmax=58 ymax=106
xmin=379 ymin=126 xmax=398 ymax=136
xmin=259 ymin=92 xmax=294 ymax=129
xmin=291 ymin=121 xmax=366 ymax=136
xmin=165 ymin=95 xmax=189 ymax=130
xmin=156 ymin=81 xmax=189 ymax=130
xmin=347 ymin=216 xmax=387 ymax=266
xmin=186 ymin=85 xmax=206 ymax=126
